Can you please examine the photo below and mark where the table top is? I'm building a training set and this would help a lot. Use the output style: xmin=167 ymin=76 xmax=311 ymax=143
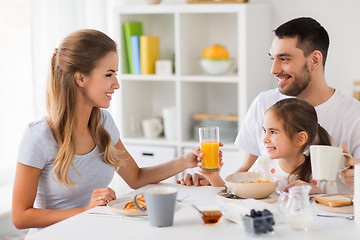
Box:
xmin=26 ymin=183 xmax=360 ymax=240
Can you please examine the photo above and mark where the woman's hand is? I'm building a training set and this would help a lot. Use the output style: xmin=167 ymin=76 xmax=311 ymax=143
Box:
xmin=182 ymin=147 xmax=204 ymax=169
xmin=284 ymin=180 xmax=322 ymax=195
xmin=177 ymin=143 xmax=224 ymax=187
xmin=84 ymin=187 xmax=116 ymax=211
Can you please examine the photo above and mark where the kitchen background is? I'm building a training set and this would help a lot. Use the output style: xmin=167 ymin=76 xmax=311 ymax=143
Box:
xmin=0 ymin=0 xmax=360 ymax=238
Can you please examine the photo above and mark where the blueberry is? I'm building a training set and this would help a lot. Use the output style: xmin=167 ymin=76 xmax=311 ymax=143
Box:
xmin=263 ymin=209 xmax=272 ymax=216
xmin=250 ymin=209 xmax=256 ymax=217
xmin=267 ymin=218 xmax=275 ymax=226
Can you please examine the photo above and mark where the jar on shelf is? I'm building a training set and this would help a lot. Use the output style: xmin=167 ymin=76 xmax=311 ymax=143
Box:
xmin=354 ymin=80 xmax=360 ymax=101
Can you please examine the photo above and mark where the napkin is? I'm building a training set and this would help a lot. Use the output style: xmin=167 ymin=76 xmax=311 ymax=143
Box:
xmin=220 ymin=199 xmax=281 ymax=225
xmin=354 ymin=164 xmax=360 ymax=226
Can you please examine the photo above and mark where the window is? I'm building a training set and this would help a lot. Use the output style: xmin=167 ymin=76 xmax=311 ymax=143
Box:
xmin=0 ymin=0 xmax=33 ymax=180
xmin=0 ymin=0 xmax=109 ymax=182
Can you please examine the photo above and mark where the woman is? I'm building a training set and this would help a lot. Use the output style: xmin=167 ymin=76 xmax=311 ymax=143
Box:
xmin=12 ymin=29 xmax=199 ymax=232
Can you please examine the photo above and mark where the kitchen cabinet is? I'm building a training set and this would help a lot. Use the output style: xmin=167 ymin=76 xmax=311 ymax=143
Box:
xmin=106 ymin=3 xmax=272 ymax=180
xmin=110 ymin=145 xmax=177 ymax=194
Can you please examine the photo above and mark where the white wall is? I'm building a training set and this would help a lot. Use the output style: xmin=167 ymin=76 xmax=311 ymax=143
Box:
xmin=116 ymin=0 xmax=360 ymax=97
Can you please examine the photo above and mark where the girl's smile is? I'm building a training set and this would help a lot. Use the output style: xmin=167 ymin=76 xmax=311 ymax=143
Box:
xmin=263 ymin=110 xmax=299 ymax=160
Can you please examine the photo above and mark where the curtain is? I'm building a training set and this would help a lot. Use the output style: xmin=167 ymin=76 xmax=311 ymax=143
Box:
xmin=31 ymin=0 xmax=109 ymax=117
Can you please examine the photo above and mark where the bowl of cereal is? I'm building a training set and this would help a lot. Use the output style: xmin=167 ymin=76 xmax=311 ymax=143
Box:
xmin=225 ymin=172 xmax=278 ymax=199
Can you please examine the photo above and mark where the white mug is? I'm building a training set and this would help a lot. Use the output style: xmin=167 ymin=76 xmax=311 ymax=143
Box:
xmin=310 ymin=145 xmax=352 ymax=182
xmin=142 ymin=118 xmax=163 ymax=139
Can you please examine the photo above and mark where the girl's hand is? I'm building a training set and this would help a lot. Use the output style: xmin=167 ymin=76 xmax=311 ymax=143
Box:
xmin=284 ymin=180 xmax=322 ymax=195
xmin=84 ymin=187 xmax=116 ymax=211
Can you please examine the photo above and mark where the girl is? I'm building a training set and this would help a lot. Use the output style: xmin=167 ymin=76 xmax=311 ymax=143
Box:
xmin=254 ymin=98 xmax=331 ymax=194
xmin=202 ymin=98 xmax=332 ymax=195
xmin=12 ymin=29 xmax=199 ymax=233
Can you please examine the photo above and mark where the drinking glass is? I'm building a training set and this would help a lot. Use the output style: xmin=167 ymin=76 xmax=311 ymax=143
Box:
xmin=199 ymin=126 xmax=220 ymax=172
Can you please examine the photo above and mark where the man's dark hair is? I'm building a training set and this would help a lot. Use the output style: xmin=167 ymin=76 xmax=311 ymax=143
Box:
xmin=274 ymin=17 xmax=330 ymax=67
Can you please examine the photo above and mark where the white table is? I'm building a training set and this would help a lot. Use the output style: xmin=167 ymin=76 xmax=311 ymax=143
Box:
xmin=26 ymin=183 xmax=360 ymax=240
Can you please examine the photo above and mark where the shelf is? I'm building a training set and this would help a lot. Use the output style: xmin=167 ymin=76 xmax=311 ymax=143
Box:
xmin=180 ymin=75 xmax=238 ymax=83
xmin=108 ymin=2 xmax=272 ymax=165
xmin=120 ymin=74 xmax=177 ymax=81
xmin=120 ymin=74 xmax=238 ymax=83
xmin=123 ymin=137 xmax=178 ymax=147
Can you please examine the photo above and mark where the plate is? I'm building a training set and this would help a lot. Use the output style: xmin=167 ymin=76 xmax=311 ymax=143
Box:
xmin=314 ymin=194 xmax=354 ymax=214
xmin=216 ymin=189 xmax=279 ymax=203
xmin=107 ymin=196 xmax=181 ymax=216
xmin=107 ymin=196 xmax=147 ymax=216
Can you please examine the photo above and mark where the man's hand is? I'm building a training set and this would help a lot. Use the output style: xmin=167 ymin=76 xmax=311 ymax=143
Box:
xmin=176 ymin=173 xmax=211 ymax=187
xmin=339 ymin=145 xmax=360 ymax=189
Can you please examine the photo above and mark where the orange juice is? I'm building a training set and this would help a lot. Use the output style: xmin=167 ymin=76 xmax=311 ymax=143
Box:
xmin=201 ymin=140 xmax=219 ymax=171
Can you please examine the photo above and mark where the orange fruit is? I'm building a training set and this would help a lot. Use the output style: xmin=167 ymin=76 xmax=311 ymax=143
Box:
xmin=202 ymin=44 xmax=229 ymax=59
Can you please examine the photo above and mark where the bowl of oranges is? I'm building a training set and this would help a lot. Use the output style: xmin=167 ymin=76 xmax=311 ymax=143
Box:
xmin=225 ymin=172 xmax=278 ymax=199
xmin=200 ymin=44 xmax=234 ymax=75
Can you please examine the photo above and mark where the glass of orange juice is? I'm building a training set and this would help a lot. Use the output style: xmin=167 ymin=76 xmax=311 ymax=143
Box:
xmin=199 ymin=126 xmax=220 ymax=172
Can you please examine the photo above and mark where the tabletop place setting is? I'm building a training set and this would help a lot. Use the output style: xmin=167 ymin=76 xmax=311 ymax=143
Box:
xmin=26 ymin=127 xmax=360 ymax=240
xmin=100 ymin=129 xmax=356 ymax=234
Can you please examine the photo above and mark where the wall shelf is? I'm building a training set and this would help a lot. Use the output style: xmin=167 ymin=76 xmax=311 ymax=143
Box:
xmin=107 ymin=3 xmax=272 ymax=184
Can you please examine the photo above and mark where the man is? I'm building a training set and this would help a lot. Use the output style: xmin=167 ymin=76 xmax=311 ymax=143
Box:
xmin=180 ymin=17 xmax=360 ymax=191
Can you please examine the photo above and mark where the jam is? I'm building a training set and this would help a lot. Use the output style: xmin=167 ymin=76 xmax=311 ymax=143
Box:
xmin=201 ymin=210 xmax=223 ymax=225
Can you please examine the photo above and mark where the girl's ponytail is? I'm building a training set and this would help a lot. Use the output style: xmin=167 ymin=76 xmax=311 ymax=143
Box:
xmin=313 ymin=123 xmax=331 ymax=146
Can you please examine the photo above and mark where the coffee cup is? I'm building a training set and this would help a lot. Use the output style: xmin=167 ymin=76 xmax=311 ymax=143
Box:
xmin=310 ymin=145 xmax=352 ymax=182
xmin=134 ymin=186 xmax=178 ymax=227
xmin=142 ymin=118 xmax=163 ymax=139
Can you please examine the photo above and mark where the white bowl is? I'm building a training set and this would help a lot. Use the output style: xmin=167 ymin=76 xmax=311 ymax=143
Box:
xmin=225 ymin=172 xmax=278 ymax=199
xmin=200 ymin=59 xmax=233 ymax=75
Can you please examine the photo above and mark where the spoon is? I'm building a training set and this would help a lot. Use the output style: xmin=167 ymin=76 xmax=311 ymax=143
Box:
xmin=177 ymin=195 xmax=190 ymax=202
xmin=317 ymin=214 xmax=354 ymax=220
xmin=191 ymin=204 xmax=206 ymax=217
xmin=218 ymin=185 xmax=240 ymax=199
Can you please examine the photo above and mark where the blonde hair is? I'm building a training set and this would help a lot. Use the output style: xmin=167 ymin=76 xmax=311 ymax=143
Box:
xmin=47 ymin=29 xmax=122 ymax=186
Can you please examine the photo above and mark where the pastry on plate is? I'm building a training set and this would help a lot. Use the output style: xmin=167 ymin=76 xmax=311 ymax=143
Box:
xmin=124 ymin=195 xmax=146 ymax=210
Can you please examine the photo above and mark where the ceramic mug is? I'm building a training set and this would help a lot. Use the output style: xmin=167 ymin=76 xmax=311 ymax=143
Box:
xmin=134 ymin=186 xmax=178 ymax=227
xmin=142 ymin=118 xmax=163 ymax=139
xmin=310 ymin=145 xmax=352 ymax=182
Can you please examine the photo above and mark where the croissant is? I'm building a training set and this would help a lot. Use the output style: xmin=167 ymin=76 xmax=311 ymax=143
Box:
xmin=124 ymin=195 xmax=146 ymax=210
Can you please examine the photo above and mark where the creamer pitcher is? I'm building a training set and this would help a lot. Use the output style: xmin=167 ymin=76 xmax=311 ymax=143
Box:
xmin=278 ymin=185 xmax=314 ymax=230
